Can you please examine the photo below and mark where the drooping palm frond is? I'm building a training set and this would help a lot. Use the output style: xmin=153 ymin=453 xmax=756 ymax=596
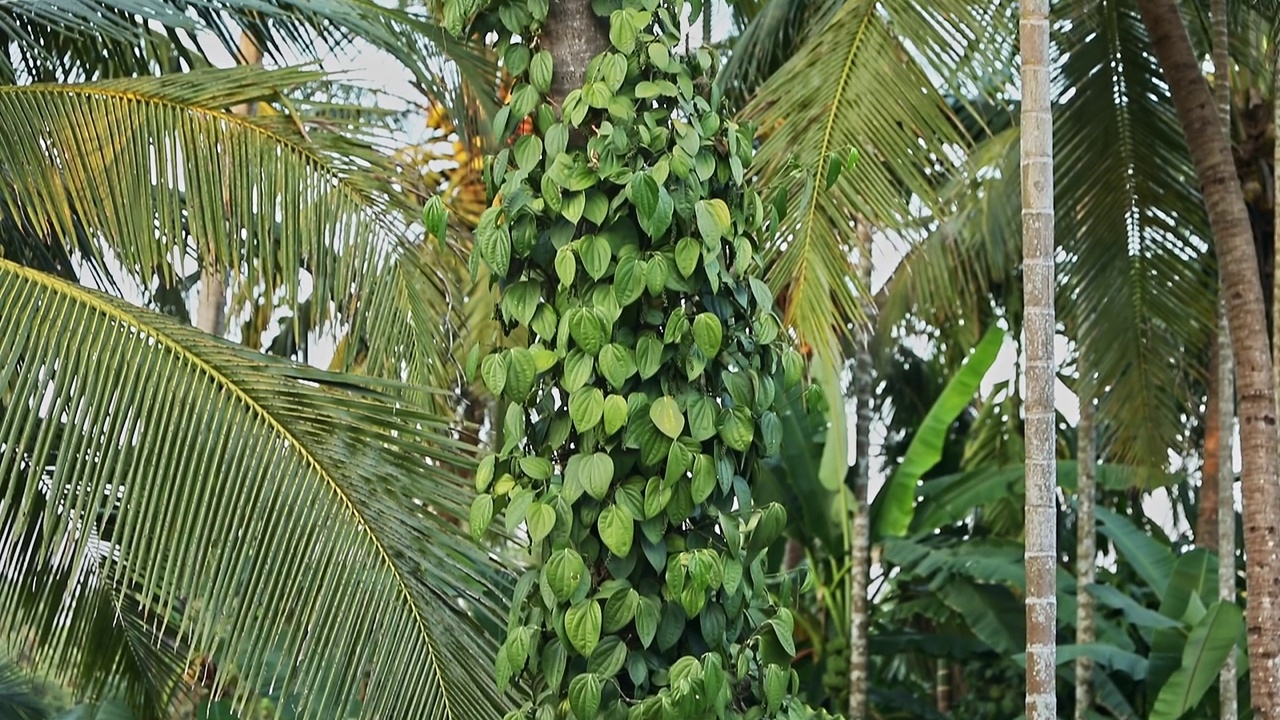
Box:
xmin=0 ymin=65 xmax=461 ymax=394
xmin=742 ymin=0 xmax=1017 ymax=370
xmin=0 ymin=0 xmax=497 ymax=135
xmin=4 ymin=547 xmax=189 ymax=720
xmin=881 ymin=0 xmax=1215 ymax=469
xmin=0 ymin=259 xmax=511 ymax=719
xmin=1054 ymin=0 xmax=1214 ymax=467
xmin=876 ymin=126 xmax=1021 ymax=351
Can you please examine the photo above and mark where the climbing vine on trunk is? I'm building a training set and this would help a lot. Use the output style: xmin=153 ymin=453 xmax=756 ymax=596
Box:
xmin=438 ymin=0 xmax=829 ymax=717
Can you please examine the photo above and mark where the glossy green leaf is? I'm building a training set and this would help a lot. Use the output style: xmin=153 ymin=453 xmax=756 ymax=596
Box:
xmin=527 ymin=502 xmax=556 ymax=543
xmin=598 ymin=505 xmax=635 ymax=557
xmin=569 ymin=386 xmax=605 ymax=432
xmin=650 ymin=396 xmax=685 ymax=439
xmin=565 ymin=601 xmax=603 ymax=656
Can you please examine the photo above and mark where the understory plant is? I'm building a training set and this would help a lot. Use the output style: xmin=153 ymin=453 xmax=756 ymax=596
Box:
xmin=442 ymin=0 xmax=831 ymax=715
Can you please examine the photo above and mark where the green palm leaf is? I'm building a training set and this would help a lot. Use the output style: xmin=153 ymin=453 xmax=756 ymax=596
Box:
xmin=0 ymin=660 xmax=48 ymax=720
xmin=0 ymin=65 xmax=459 ymax=393
xmin=881 ymin=0 xmax=1215 ymax=468
xmin=0 ymin=258 xmax=510 ymax=719
xmin=742 ymin=0 xmax=1015 ymax=368
xmin=1054 ymin=0 xmax=1214 ymax=468
xmin=0 ymin=0 xmax=496 ymax=132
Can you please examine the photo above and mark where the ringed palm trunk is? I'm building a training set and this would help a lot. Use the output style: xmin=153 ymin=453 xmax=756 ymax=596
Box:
xmin=1020 ymin=0 xmax=1057 ymax=717
xmin=847 ymin=221 xmax=873 ymax=720
xmin=1210 ymin=1 xmax=1238 ymax=715
xmin=1218 ymin=302 xmax=1239 ymax=717
xmin=1134 ymin=0 xmax=1280 ymax=711
xmin=1074 ymin=380 xmax=1096 ymax=720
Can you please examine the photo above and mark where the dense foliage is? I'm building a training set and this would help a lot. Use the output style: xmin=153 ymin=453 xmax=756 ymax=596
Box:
xmin=443 ymin=0 xmax=833 ymax=715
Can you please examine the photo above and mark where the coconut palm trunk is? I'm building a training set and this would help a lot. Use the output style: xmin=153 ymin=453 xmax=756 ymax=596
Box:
xmin=1134 ymin=0 xmax=1280 ymax=712
xmin=1020 ymin=0 xmax=1057 ymax=716
xmin=1199 ymin=338 xmax=1222 ymax=550
xmin=542 ymin=0 xmax=610 ymax=105
xmin=1074 ymin=380 xmax=1096 ymax=720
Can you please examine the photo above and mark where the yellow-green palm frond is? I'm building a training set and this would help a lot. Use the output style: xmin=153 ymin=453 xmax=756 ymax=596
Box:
xmin=0 ymin=259 xmax=511 ymax=719
xmin=0 ymin=0 xmax=497 ymax=133
xmin=876 ymin=126 xmax=1021 ymax=350
xmin=742 ymin=0 xmax=1017 ymax=371
xmin=0 ymin=65 xmax=458 ymax=390
xmin=717 ymin=0 xmax=843 ymax=106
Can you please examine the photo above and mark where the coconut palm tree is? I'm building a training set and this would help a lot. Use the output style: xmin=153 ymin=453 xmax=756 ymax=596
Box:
xmin=0 ymin=3 xmax=514 ymax=718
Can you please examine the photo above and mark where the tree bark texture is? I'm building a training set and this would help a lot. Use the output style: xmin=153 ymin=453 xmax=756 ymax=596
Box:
xmin=1074 ymin=386 xmax=1096 ymax=720
xmin=847 ymin=222 xmax=873 ymax=720
xmin=541 ymin=0 xmax=611 ymax=105
xmin=1219 ymin=298 xmax=1239 ymax=719
xmin=1210 ymin=3 xmax=1239 ymax=715
xmin=1020 ymin=0 xmax=1057 ymax=717
xmin=1135 ymin=0 xmax=1280 ymax=712
xmin=1199 ymin=334 xmax=1221 ymax=551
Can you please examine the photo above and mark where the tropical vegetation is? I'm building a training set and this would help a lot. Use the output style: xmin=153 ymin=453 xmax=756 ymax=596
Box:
xmin=2 ymin=0 xmax=1279 ymax=718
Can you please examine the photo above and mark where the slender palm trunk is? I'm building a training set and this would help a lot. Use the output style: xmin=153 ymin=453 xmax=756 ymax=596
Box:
xmin=1200 ymin=337 xmax=1221 ymax=550
xmin=197 ymin=33 xmax=263 ymax=337
xmin=936 ymin=658 xmax=951 ymax=713
xmin=1134 ymin=0 xmax=1280 ymax=712
xmin=1210 ymin=4 xmax=1239 ymax=714
xmin=1020 ymin=0 xmax=1057 ymax=716
xmin=1074 ymin=381 xmax=1096 ymax=720
xmin=847 ymin=221 xmax=874 ymax=720
xmin=1219 ymin=299 xmax=1239 ymax=718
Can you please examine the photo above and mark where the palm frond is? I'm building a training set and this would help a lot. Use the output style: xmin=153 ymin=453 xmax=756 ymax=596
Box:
xmin=881 ymin=0 xmax=1216 ymax=468
xmin=717 ymin=0 xmax=841 ymax=106
xmin=875 ymin=126 xmax=1022 ymax=350
xmin=742 ymin=0 xmax=1016 ymax=369
xmin=4 ymin=550 xmax=188 ymax=720
xmin=0 ymin=660 xmax=48 ymax=720
xmin=0 ymin=259 xmax=511 ymax=719
xmin=0 ymin=65 xmax=460 ymax=393
xmin=1055 ymin=0 xmax=1214 ymax=467
xmin=0 ymin=0 xmax=497 ymax=134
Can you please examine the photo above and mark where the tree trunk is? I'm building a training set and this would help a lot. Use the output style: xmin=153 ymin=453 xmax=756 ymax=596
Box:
xmin=1219 ymin=298 xmax=1239 ymax=719
xmin=847 ymin=221 xmax=874 ymax=720
xmin=196 ymin=33 xmax=263 ymax=337
xmin=1074 ymin=383 xmax=1096 ymax=720
xmin=1020 ymin=0 xmax=1057 ymax=716
xmin=1210 ymin=4 xmax=1239 ymax=714
xmin=1134 ymin=0 xmax=1280 ymax=712
xmin=541 ymin=0 xmax=610 ymax=105
xmin=1199 ymin=335 xmax=1221 ymax=551
xmin=936 ymin=658 xmax=951 ymax=714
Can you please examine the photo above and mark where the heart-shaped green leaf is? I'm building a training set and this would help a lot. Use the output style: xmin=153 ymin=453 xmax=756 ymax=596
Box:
xmin=650 ymin=396 xmax=685 ymax=439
